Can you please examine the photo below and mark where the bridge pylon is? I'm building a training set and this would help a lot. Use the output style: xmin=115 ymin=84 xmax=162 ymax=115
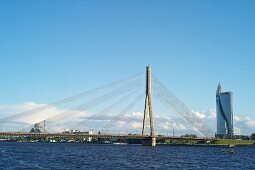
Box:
xmin=142 ymin=65 xmax=156 ymax=146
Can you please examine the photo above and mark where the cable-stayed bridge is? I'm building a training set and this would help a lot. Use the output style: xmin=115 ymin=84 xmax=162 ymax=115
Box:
xmin=0 ymin=65 xmax=215 ymax=146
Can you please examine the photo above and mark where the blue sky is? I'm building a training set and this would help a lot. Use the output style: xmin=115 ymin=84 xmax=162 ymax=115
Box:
xmin=0 ymin=0 xmax=255 ymax=121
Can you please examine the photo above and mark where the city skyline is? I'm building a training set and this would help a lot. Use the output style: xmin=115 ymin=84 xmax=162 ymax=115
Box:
xmin=0 ymin=1 xmax=255 ymax=135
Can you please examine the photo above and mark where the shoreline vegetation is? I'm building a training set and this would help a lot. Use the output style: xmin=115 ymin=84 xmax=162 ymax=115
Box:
xmin=0 ymin=137 xmax=254 ymax=147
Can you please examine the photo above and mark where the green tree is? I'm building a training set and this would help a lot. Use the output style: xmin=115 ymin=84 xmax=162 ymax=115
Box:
xmin=251 ymin=133 xmax=255 ymax=140
xmin=181 ymin=134 xmax=197 ymax=138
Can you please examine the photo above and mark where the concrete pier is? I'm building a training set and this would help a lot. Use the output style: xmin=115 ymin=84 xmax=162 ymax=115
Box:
xmin=142 ymin=65 xmax=156 ymax=146
xmin=141 ymin=137 xmax=156 ymax=146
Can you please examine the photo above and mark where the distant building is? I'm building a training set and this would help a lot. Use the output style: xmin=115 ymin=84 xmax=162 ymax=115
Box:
xmin=30 ymin=123 xmax=45 ymax=133
xmin=216 ymin=83 xmax=234 ymax=138
xmin=75 ymin=130 xmax=93 ymax=142
xmin=62 ymin=129 xmax=93 ymax=142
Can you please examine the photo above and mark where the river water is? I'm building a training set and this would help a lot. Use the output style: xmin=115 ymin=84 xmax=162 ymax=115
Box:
xmin=0 ymin=142 xmax=254 ymax=169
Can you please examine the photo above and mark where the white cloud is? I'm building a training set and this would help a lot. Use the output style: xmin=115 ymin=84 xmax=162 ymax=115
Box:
xmin=207 ymin=109 xmax=216 ymax=119
xmin=0 ymin=102 xmax=91 ymax=132
xmin=192 ymin=109 xmax=255 ymax=135
xmin=0 ymin=102 xmax=55 ymax=124
xmin=0 ymin=102 xmax=89 ymax=124
xmin=160 ymin=122 xmax=171 ymax=130
xmin=192 ymin=110 xmax=216 ymax=120
xmin=233 ymin=115 xmax=241 ymax=122
xmin=244 ymin=117 xmax=255 ymax=128
xmin=115 ymin=121 xmax=126 ymax=128
xmin=130 ymin=121 xmax=143 ymax=129
xmin=124 ymin=112 xmax=143 ymax=119
xmin=1 ymin=103 xmax=254 ymax=136
xmin=131 ymin=112 xmax=143 ymax=118
xmin=193 ymin=111 xmax=206 ymax=119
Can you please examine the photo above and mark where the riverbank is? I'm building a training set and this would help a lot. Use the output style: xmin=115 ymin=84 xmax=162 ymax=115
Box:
xmin=210 ymin=139 xmax=255 ymax=146
xmin=1 ymin=140 xmax=255 ymax=148
xmin=1 ymin=137 xmax=254 ymax=147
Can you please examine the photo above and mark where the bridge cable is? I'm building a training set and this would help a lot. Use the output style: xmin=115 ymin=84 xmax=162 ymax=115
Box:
xmin=101 ymin=92 xmax=144 ymax=134
xmin=72 ymin=88 xmax=142 ymax=130
xmin=38 ymin=78 xmax=144 ymax=127
xmin=152 ymin=75 xmax=214 ymax=137
xmin=0 ymin=73 xmax=144 ymax=126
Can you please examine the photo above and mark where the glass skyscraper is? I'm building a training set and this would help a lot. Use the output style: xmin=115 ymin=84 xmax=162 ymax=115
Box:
xmin=216 ymin=83 xmax=234 ymax=138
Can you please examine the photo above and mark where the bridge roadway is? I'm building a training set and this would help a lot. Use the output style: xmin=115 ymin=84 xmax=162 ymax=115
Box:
xmin=0 ymin=132 xmax=210 ymax=141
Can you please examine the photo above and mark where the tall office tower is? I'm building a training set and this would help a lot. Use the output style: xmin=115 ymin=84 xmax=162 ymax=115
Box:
xmin=216 ymin=83 xmax=234 ymax=138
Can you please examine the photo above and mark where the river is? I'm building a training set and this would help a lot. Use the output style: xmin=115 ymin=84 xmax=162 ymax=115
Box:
xmin=0 ymin=142 xmax=254 ymax=169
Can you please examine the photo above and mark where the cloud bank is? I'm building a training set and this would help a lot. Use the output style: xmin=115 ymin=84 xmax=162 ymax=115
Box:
xmin=0 ymin=102 xmax=254 ymax=135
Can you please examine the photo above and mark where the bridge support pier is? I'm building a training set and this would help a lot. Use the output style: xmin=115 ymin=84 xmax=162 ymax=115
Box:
xmin=141 ymin=137 xmax=156 ymax=146
xmin=142 ymin=65 xmax=156 ymax=146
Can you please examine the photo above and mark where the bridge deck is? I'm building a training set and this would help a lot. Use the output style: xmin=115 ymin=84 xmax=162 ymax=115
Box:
xmin=0 ymin=132 xmax=210 ymax=141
